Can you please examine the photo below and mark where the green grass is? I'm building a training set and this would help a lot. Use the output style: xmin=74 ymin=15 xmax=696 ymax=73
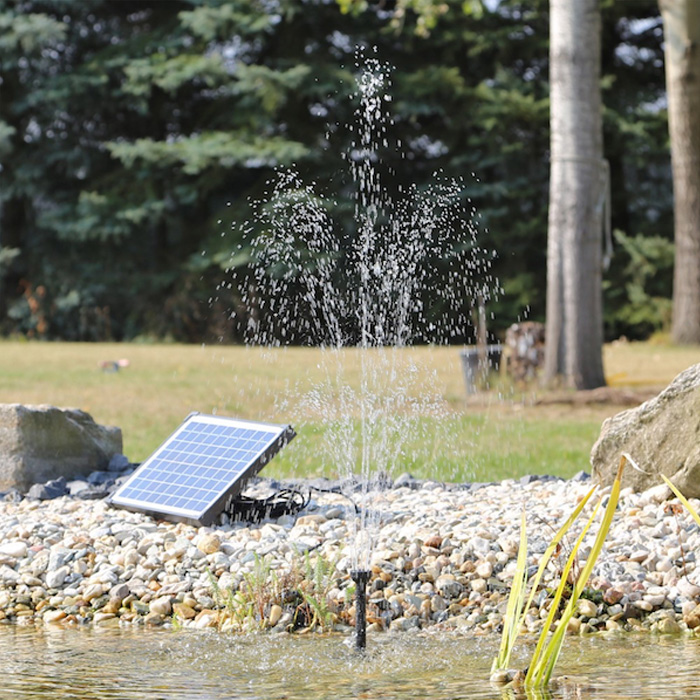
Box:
xmin=0 ymin=339 xmax=698 ymax=483
xmin=272 ymin=413 xmax=602 ymax=482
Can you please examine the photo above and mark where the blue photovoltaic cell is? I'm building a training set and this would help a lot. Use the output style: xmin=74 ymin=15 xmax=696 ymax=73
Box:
xmin=110 ymin=414 xmax=294 ymax=525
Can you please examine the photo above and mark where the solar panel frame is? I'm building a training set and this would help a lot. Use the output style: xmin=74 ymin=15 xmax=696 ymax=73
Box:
xmin=109 ymin=413 xmax=295 ymax=526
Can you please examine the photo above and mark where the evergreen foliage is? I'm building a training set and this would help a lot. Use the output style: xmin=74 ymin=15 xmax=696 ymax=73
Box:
xmin=0 ymin=0 xmax=671 ymax=342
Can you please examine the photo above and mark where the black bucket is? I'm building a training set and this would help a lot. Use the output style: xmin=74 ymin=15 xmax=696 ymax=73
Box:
xmin=460 ymin=344 xmax=503 ymax=394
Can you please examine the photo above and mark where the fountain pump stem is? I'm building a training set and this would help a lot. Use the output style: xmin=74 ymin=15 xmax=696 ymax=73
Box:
xmin=350 ymin=569 xmax=370 ymax=652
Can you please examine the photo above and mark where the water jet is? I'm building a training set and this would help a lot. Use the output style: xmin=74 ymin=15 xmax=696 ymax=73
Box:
xmin=227 ymin=52 xmax=498 ymax=649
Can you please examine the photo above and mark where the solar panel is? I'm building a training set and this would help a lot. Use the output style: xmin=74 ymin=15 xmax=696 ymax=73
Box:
xmin=109 ymin=413 xmax=295 ymax=526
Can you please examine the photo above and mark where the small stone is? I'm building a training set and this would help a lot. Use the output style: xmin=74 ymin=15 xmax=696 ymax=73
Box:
xmin=655 ymin=616 xmax=681 ymax=634
xmin=435 ymin=576 xmax=465 ymax=599
xmin=682 ymin=600 xmax=697 ymax=617
xmin=0 ymin=542 xmax=27 ymax=559
xmin=197 ymin=534 xmax=221 ymax=555
xmin=608 ymin=604 xmax=624 ymax=618
xmin=475 ymin=561 xmax=493 ymax=579
xmin=431 ymin=595 xmax=447 ymax=612
xmin=423 ymin=535 xmax=443 ymax=550
xmin=577 ymin=599 xmax=598 ymax=618
xmin=194 ymin=612 xmax=218 ymax=629
xmin=678 ymin=578 xmax=700 ymax=600
xmin=684 ymin=604 xmax=700 ymax=629
xmin=45 ymin=566 xmax=69 ymax=589
xmin=644 ymin=594 xmax=666 ymax=608
xmin=645 ymin=484 xmax=672 ymax=504
xmin=603 ymin=588 xmax=624 ymax=605
xmin=149 ymin=596 xmax=172 ymax=616
xmin=656 ymin=558 xmax=673 ymax=573
xmin=172 ymin=603 xmax=196 ymax=620
xmin=393 ymin=473 xmax=418 ymax=490
xmin=43 ymin=609 xmax=67 ymax=624
xmin=83 ymin=584 xmax=104 ymax=602
xmin=460 ymin=561 xmax=475 ymax=574
xmin=490 ymin=669 xmax=513 ymax=684
xmin=144 ymin=612 xmax=164 ymax=626
xmin=132 ymin=600 xmax=150 ymax=615
xmin=268 ymin=604 xmax=283 ymax=627
xmin=295 ymin=514 xmax=326 ymax=526
xmin=93 ymin=612 xmax=116 ymax=624
xmin=109 ymin=583 xmax=130 ymax=601
xmin=102 ymin=598 xmax=121 ymax=615
xmin=567 ymin=617 xmax=581 ymax=635
xmin=470 ymin=578 xmax=487 ymax=594
xmin=628 ymin=549 xmax=650 ymax=563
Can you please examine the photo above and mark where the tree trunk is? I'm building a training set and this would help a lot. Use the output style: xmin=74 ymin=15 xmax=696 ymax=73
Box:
xmin=543 ymin=0 xmax=606 ymax=389
xmin=660 ymin=0 xmax=700 ymax=344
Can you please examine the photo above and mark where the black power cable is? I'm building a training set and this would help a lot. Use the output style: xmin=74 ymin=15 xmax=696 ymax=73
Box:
xmin=222 ymin=487 xmax=311 ymax=523
xmin=220 ymin=481 xmax=373 ymax=525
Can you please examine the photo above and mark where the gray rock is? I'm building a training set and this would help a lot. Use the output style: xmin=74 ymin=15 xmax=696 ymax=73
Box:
xmin=0 ymin=404 xmax=122 ymax=491
xmin=67 ymin=480 xmax=91 ymax=495
xmin=87 ymin=471 xmax=116 ymax=485
xmin=394 ymin=473 xmax=419 ymax=490
xmin=78 ymin=484 xmax=112 ymax=500
xmin=27 ymin=477 xmax=68 ymax=500
xmin=591 ymin=364 xmax=700 ymax=496
xmin=0 ymin=488 xmax=22 ymax=502
xmin=48 ymin=547 xmax=73 ymax=572
xmin=570 ymin=470 xmax=591 ymax=482
xmin=107 ymin=454 xmax=130 ymax=471
xmin=435 ymin=576 xmax=465 ymax=599
xmin=46 ymin=565 xmax=69 ymax=589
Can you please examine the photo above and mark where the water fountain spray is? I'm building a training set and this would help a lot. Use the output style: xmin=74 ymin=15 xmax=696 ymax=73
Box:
xmin=228 ymin=50 xmax=498 ymax=653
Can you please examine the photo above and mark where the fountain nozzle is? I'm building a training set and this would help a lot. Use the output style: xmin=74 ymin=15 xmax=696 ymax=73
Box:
xmin=350 ymin=569 xmax=371 ymax=652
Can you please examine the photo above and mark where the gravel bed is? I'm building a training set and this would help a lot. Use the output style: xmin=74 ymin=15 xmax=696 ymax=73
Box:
xmin=0 ymin=473 xmax=699 ymax=637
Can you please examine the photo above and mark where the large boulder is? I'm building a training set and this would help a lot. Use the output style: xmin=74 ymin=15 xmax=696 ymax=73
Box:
xmin=0 ymin=404 xmax=122 ymax=491
xmin=591 ymin=363 xmax=700 ymax=496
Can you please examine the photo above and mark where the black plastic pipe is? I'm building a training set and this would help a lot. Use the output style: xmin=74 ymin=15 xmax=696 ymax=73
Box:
xmin=350 ymin=569 xmax=370 ymax=652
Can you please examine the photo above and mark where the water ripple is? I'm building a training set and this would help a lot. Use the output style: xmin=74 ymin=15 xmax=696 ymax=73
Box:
xmin=2 ymin=626 xmax=700 ymax=699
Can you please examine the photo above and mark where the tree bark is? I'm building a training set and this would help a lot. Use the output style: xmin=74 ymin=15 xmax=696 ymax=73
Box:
xmin=660 ymin=0 xmax=700 ymax=344
xmin=543 ymin=0 xmax=606 ymax=389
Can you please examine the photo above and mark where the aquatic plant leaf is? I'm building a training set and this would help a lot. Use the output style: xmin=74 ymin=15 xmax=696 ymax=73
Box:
xmin=525 ymin=500 xmax=600 ymax=687
xmin=518 ymin=485 xmax=596 ymax=626
xmin=492 ymin=510 xmax=528 ymax=673
xmin=529 ymin=455 xmax=626 ymax=687
xmin=492 ymin=485 xmax=597 ymax=675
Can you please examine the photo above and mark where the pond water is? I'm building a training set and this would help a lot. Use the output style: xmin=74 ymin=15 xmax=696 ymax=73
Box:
xmin=3 ymin=626 xmax=700 ymax=700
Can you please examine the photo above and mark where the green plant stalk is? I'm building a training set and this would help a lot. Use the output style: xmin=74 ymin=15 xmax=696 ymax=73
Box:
xmin=517 ymin=485 xmax=597 ymax=626
xmin=492 ymin=511 xmax=529 ymax=673
xmin=298 ymin=551 xmax=338 ymax=631
xmin=525 ymin=500 xmax=601 ymax=686
xmin=492 ymin=485 xmax=597 ymax=674
xmin=529 ymin=455 xmax=626 ymax=687
xmin=299 ymin=590 xmax=333 ymax=631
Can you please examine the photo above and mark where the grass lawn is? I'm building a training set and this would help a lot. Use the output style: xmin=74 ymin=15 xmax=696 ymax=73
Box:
xmin=1 ymin=339 xmax=698 ymax=483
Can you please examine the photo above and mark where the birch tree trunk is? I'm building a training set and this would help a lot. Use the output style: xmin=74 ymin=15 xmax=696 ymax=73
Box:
xmin=543 ymin=0 xmax=606 ymax=389
xmin=659 ymin=0 xmax=700 ymax=344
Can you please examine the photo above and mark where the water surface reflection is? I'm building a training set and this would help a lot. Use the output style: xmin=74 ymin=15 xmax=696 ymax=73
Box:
xmin=2 ymin=625 xmax=700 ymax=699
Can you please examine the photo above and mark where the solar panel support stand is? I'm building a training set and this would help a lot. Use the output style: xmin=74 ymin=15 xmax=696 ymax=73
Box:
xmin=350 ymin=569 xmax=370 ymax=653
